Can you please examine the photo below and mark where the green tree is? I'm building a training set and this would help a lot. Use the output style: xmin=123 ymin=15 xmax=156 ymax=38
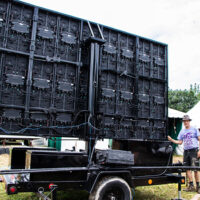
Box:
xmin=168 ymin=89 xmax=199 ymax=113
xmin=198 ymin=93 xmax=200 ymax=101
xmin=190 ymin=83 xmax=200 ymax=101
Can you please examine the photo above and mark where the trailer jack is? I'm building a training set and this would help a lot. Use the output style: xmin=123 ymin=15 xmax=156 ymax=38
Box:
xmin=172 ymin=170 xmax=185 ymax=200
xmin=37 ymin=184 xmax=58 ymax=200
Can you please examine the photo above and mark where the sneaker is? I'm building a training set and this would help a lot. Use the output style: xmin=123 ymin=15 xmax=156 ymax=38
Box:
xmin=183 ymin=185 xmax=196 ymax=192
xmin=196 ymin=187 xmax=200 ymax=194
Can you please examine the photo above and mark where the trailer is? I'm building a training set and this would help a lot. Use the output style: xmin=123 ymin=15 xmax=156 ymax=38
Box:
xmin=0 ymin=0 xmax=196 ymax=199
xmin=1 ymin=145 xmax=187 ymax=200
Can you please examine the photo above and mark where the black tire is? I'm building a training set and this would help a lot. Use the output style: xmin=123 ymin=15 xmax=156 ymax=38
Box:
xmin=89 ymin=176 xmax=132 ymax=200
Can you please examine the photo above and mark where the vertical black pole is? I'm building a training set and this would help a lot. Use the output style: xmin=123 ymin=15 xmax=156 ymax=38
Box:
xmin=25 ymin=7 xmax=38 ymax=119
xmin=87 ymin=42 xmax=95 ymax=158
xmin=88 ymin=43 xmax=95 ymax=115
xmin=178 ymin=169 xmax=182 ymax=200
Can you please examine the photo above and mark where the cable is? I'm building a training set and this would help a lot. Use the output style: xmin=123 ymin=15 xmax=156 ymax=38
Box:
xmin=133 ymin=148 xmax=173 ymax=178
xmin=0 ymin=122 xmax=87 ymax=134
xmin=73 ymin=110 xmax=89 ymax=123
xmin=88 ymin=127 xmax=92 ymax=162
xmin=51 ymin=110 xmax=89 ymax=135
xmin=0 ymin=121 xmax=105 ymax=135
xmin=88 ymin=122 xmax=101 ymax=131
xmin=87 ymin=114 xmax=102 ymax=131
xmin=0 ymin=109 xmax=90 ymax=136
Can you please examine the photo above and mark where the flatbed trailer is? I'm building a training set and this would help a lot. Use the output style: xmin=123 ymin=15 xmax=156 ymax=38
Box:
xmin=1 ymin=156 xmax=188 ymax=200
xmin=0 ymin=144 xmax=193 ymax=200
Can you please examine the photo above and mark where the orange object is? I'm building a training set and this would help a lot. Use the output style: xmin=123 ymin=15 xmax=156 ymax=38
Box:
xmin=148 ymin=179 xmax=153 ymax=185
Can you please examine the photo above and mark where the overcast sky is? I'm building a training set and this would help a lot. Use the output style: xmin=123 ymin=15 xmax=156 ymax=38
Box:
xmin=22 ymin=0 xmax=200 ymax=90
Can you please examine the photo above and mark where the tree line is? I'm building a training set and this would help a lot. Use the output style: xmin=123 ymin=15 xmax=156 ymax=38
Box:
xmin=168 ymin=83 xmax=200 ymax=113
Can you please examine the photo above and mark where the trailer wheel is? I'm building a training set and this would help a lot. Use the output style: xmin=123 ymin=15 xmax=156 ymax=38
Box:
xmin=89 ymin=176 xmax=132 ymax=200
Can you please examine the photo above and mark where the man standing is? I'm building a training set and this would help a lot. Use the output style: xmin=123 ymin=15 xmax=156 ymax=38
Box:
xmin=168 ymin=115 xmax=200 ymax=193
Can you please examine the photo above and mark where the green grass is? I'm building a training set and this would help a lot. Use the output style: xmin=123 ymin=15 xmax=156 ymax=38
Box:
xmin=135 ymin=184 xmax=196 ymax=200
xmin=0 ymin=182 xmax=197 ymax=200
xmin=0 ymin=182 xmax=38 ymax=200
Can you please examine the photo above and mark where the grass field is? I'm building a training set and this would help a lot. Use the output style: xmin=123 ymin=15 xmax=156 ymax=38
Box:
xmin=0 ymin=182 xmax=197 ymax=200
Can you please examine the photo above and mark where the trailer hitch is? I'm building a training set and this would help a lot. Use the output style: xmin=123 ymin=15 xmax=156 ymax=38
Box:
xmin=37 ymin=184 xmax=58 ymax=200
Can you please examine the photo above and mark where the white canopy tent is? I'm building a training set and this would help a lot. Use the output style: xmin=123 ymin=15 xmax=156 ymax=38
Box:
xmin=187 ymin=101 xmax=200 ymax=129
xmin=168 ymin=108 xmax=185 ymax=118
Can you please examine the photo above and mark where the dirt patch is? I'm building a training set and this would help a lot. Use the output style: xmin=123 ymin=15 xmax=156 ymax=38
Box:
xmin=173 ymin=155 xmax=183 ymax=164
xmin=0 ymin=154 xmax=10 ymax=169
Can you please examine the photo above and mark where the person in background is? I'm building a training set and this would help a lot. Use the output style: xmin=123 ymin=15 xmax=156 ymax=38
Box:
xmin=168 ymin=115 xmax=200 ymax=193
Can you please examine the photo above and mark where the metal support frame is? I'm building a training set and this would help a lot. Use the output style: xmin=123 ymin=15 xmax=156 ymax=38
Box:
xmin=2 ymin=166 xmax=189 ymax=198
xmin=1 ymin=166 xmax=200 ymax=175
xmin=87 ymin=21 xmax=104 ymax=116
xmin=87 ymin=21 xmax=105 ymax=150
xmin=50 ymin=185 xmax=58 ymax=200
xmin=172 ymin=169 xmax=185 ymax=200
xmin=37 ymin=184 xmax=58 ymax=200
xmin=25 ymin=7 xmax=38 ymax=119
xmin=88 ymin=43 xmax=95 ymax=115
